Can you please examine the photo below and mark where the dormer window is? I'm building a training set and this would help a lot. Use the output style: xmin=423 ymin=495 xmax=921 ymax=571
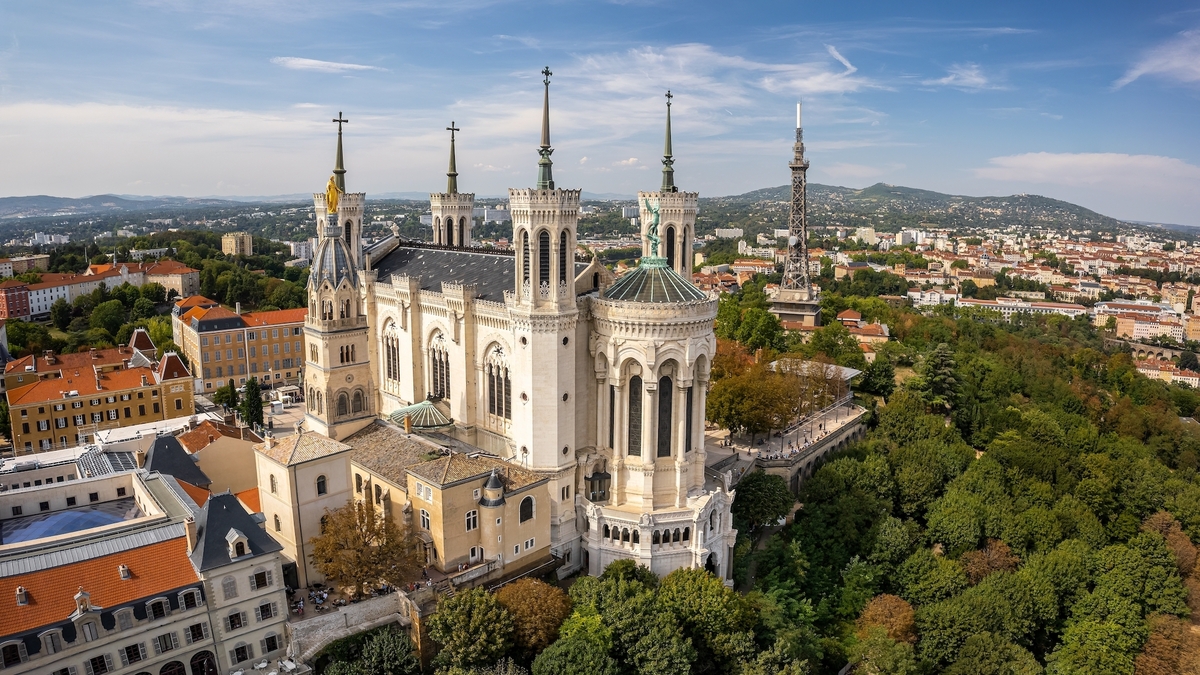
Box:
xmin=118 ymin=564 xmax=130 ymax=580
xmin=14 ymin=587 xmax=27 ymax=606
xmin=225 ymin=529 xmax=249 ymax=559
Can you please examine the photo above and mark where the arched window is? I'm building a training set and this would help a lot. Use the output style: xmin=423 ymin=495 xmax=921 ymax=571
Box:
xmin=337 ymin=394 xmax=348 ymax=416
xmin=383 ymin=323 xmax=401 ymax=388
xmin=234 ymin=541 xmax=245 ymax=557
xmin=458 ymin=218 xmax=465 ymax=247
xmin=355 ymin=474 xmax=363 ymax=493
xmin=559 ymin=230 xmax=568 ymax=284
xmin=161 ymin=661 xmax=186 ymax=675
xmin=621 ymin=528 xmax=629 ymax=543
xmin=538 ymin=230 xmax=550 ymax=290
xmin=420 ymin=509 xmax=430 ymax=529
xmin=352 ymin=390 xmax=364 ymax=413
xmin=316 ymin=475 xmax=327 ymax=496
xmin=632 ymin=530 xmax=640 ymax=544
xmin=521 ymin=231 xmax=530 ymax=287
xmin=430 ymin=337 xmax=450 ymax=398
xmin=519 ymin=496 xmax=534 ymax=522
xmin=603 ymin=524 xmax=610 ymax=538
xmin=627 ymin=375 xmax=643 ymax=456
xmin=273 ymin=514 xmax=281 ymax=531
xmin=269 ymin=474 xmax=277 ymax=494
xmin=485 ymin=347 xmax=511 ymax=421
xmin=445 ymin=220 xmax=454 ymax=247
xmin=374 ymin=484 xmax=382 ymax=505
xmin=673 ymin=528 xmax=681 ymax=543
xmin=665 ymin=225 xmax=676 ymax=270
xmin=683 ymin=526 xmax=690 ymax=541
xmin=188 ymin=651 xmax=216 ymax=675
xmin=317 ymin=392 xmax=323 ymax=414
xmin=652 ymin=530 xmax=660 ymax=545
xmin=344 ymin=221 xmax=353 ymax=247
xmin=657 ymin=375 xmax=673 ymax=457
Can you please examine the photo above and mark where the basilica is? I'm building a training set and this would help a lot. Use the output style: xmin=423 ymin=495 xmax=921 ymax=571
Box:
xmin=300 ymin=73 xmax=737 ymax=580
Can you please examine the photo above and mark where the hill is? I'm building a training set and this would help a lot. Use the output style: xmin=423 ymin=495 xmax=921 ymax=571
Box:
xmin=709 ymin=182 xmax=1134 ymax=232
xmin=0 ymin=194 xmax=242 ymax=219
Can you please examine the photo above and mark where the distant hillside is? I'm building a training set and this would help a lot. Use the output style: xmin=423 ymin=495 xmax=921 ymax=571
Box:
xmin=0 ymin=194 xmax=242 ymax=219
xmin=710 ymin=182 xmax=1133 ymax=232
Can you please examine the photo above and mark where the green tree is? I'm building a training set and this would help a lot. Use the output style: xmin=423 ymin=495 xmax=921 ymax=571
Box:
xmin=531 ymin=615 xmax=618 ymax=675
xmin=359 ymin=626 xmax=421 ymax=675
xmin=735 ymin=308 xmax=784 ymax=352
xmin=0 ymin=400 xmax=9 ymax=442
xmin=427 ymin=588 xmax=514 ymax=670
xmin=944 ymin=632 xmax=1041 ymax=675
xmin=212 ymin=380 xmax=240 ymax=410
xmin=139 ymin=282 xmax=167 ymax=304
xmin=860 ymin=358 xmax=896 ymax=399
xmin=731 ymin=471 xmax=795 ymax=535
xmin=50 ymin=297 xmax=72 ymax=330
xmin=658 ymin=567 xmax=757 ymax=670
xmin=239 ymin=377 xmax=264 ymax=428
xmin=307 ymin=500 xmax=424 ymax=597
xmin=848 ymin=627 xmax=919 ymax=675
xmin=131 ymin=297 xmax=157 ymax=320
xmin=90 ymin=299 xmax=127 ymax=336
xmin=917 ymin=343 xmax=959 ymax=414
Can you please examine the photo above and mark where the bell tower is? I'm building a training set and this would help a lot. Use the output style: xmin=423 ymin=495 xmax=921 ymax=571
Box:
xmin=304 ymin=113 xmax=376 ymax=440
xmin=431 ymin=122 xmax=476 ymax=247
xmin=638 ymin=91 xmax=697 ymax=277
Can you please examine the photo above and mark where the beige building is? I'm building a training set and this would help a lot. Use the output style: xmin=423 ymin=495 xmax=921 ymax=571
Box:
xmin=146 ymin=260 xmax=201 ymax=299
xmin=346 ymin=421 xmax=553 ymax=577
xmin=221 ymin=233 xmax=254 ymax=257
xmin=171 ymin=298 xmax=306 ymax=393
xmin=178 ymin=420 xmax=264 ymax=495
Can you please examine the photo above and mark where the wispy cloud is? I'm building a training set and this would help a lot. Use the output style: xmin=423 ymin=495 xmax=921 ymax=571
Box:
xmin=922 ymin=63 xmax=1001 ymax=91
xmin=270 ymin=56 xmax=385 ymax=73
xmin=494 ymin=34 xmax=540 ymax=49
xmin=975 ymin=152 xmax=1200 ymax=191
xmin=1115 ymin=29 xmax=1200 ymax=88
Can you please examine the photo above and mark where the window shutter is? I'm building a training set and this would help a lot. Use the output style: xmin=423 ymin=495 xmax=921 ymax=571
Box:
xmin=249 ymin=574 xmax=257 ymax=591
xmin=84 ymin=660 xmax=94 ymax=675
xmin=240 ymin=612 xmax=247 ymax=629
xmin=253 ymin=606 xmax=262 ymax=622
xmin=139 ymin=643 xmax=147 ymax=660
xmin=119 ymin=649 xmax=129 ymax=667
xmin=265 ymin=570 xmax=273 ymax=587
xmin=259 ymin=639 xmax=267 ymax=655
xmin=68 ymin=666 xmax=77 ymax=675
xmin=247 ymin=644 xmax=254 ymax=659
xmin=17 ymin=643 xmax=26 ymax=661
xmin=202 ymin=622 xmax=210 ymax=640
xmin=170 ymin=633 xmax=179 ymax=650
xmin=271 ymin=602 xmax=278 ymax=619
xmin=229 ymin=650 xmax=238 ymax=665
xmin=104 ymin=654 xmax=113 ymax=673
xmin=153 ymin=637 xmax=162 ymax=655
xmin=225 ymin=616 xmax=232 ymax=632
xmin=184 ymin=628 xmax=193 ymax=646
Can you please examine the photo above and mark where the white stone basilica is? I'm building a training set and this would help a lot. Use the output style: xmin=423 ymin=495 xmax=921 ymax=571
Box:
xmin=302 ymin=78 xmax=736 ymax=580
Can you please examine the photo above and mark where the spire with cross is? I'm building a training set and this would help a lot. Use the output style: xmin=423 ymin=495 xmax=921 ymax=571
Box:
xmin=537 ymin=67 xmax=555 ymax=190
xmin=446 ymin=121 xmax=460 ymax=194
xmin=661 ymin=90 xmax=676 ymax=193
xmin=332 ymin=112 xmax=349 ymax=191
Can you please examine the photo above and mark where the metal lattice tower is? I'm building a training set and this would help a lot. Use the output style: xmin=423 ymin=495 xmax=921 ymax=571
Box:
xmin=782 ymin=103 xmax=810 ymax=291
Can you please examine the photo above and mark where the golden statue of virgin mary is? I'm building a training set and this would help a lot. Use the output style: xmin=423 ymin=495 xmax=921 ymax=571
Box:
xmin=325 ymin=175 xmax=342 ymax=214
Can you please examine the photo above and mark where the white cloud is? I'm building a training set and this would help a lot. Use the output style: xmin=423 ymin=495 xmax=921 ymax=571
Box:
xmin=615 ymin=158 xmax=639 ymax=166
xmin=579 ymin=156 xmax=588 ymax=164
xmin=922 ymin=63 xmax=1000 ymax=91
xmin=270 ymin=56 xmax=384 ymax=73
xmin=1115 ymin=29 xmax=1200 ymax=88
xmin=973 ymin=152 xmax=1200 ymax=225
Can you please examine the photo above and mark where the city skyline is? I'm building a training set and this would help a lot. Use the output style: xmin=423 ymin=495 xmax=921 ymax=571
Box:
xmin=0 ymin=1 xmax=1198 ymax=225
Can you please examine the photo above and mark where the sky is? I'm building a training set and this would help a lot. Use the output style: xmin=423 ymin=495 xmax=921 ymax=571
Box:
xmin=1 ymin=1 xmax=1199 ymax=225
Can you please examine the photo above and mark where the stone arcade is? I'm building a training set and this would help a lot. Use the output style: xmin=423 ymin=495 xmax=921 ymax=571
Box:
xmin=302 ymin=78 xmax=737 ymax=580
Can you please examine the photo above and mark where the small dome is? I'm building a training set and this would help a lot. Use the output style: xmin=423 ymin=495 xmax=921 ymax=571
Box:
xmin=602 ymin=257 xmax=706 ymax=303
xmin=310 ymin=236 xmax=357 ymax=288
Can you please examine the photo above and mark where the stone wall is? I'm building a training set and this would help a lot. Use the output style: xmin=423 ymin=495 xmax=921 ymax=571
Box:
xmin=289 ymin=593 xmax=412 ymax=664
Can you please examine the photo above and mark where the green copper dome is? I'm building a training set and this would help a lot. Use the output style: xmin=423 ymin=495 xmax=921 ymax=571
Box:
xmin=601 ymin=257 xmax=706 ymax=303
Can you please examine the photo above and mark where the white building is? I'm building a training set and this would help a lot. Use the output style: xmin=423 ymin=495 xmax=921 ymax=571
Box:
xmin=297 ymin=80 xmax=737 ymax=581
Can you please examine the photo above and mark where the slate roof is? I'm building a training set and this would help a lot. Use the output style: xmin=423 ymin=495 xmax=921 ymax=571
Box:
xmin=344 ymin=421 xmax=440 ymax=487
xmin=254 ymin=431 xmax=351 ymax=467
xmin=602 ymin=258 xmax=707 ymax=303
xmin=189 ymin=492 xmax=282 ymax=572
xmin=372 ymin=244 xmax=589 ymax=302
xmin=144 ymin=436 xmax=211 ymax=489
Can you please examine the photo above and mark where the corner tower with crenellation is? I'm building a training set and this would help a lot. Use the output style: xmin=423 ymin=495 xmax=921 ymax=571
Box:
xmin=431 ymin=122 xmax=476 ymax=247
xmin=638 ymin=91 xmax=697 ymax=277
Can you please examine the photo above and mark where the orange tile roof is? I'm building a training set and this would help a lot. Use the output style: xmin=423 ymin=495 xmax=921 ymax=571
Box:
xmin=146 ymin=260 xmax=197 ymax=275
xmin=174 ymin=295 xmax=218 ymax=309
xmin=7 ymin=366 xmax=160 ymax=406
xmin=4 ymin=346 xmax=134 ymax=375
xmin=178 ymin=480 xmax=210 ymax=507
xmin=242 ymin=308 xmax=306 ymax=326
xmin=177 ymin=420 xmax=247 ymax=452
xmin=235 ymin=488 xmax=260 ymax=514
xmin=0 ymin=537 xmax=200 ymax=636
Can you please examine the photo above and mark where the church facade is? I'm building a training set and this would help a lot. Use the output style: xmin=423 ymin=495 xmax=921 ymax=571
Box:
xmin=301 ymin=78 xmax=737 ymax=580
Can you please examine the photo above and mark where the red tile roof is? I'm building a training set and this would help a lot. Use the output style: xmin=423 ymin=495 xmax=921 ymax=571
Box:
xmin=174 ymin=296 xmax=219 ymax=309
xmin=146 ymin=260 xmax=198 ymax=276
xmin=178 ymin=480 xmax=210 ymax=507
xmin=235 ymin=488 xmax=260 ymax=514
xmin=4 ymin=346 xmax=134 ymax=375
xmin=0 ymin=537 xmax=200 ymax=636
xmin=242 ymin=308 xmax=306 ymax=326
xmin=177 ymin=421 xmax=252 ymax=453
xmin=7 ymin=366 xmax=162 ymax=406
xmin=158 ymin=353 xmax=191 ymax=381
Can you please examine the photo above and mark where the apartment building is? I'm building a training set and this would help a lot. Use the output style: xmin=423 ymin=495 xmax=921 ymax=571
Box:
xmin=146 ymin=261 xmax=201 ymax=299
xmin=5 ymin=345 xmax=193 ymax=454
xmin=0 ymin=466 xmax=288 ymax=675
xmin=221 ymin=233 xmax=253 ymax=258
xmin=957 ymin=297 xmax=1089 ymax=320
xmin=0 ymin=281 xmax=31 ymax=320
xmin=172 ymin=298 xmax=306 ymax=393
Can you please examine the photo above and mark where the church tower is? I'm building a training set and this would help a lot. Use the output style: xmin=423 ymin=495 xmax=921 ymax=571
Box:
xmin=638 ymin=92 xmax=697 ymax=277
xmin=303 ymin=114 xmax=376 ymax=439
xmin=431 ymin=122 xmax=475 ymax=247
xmin=507 ymin=67 xmax=580 ymax=477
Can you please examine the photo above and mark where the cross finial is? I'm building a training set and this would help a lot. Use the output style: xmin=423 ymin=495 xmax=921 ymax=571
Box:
xmin=542 ymin=67 xmax=552 ymax=86
xmin=446 ymin=121 xmax=460 ymax=140
xmin=332 ymin=112 xmax=348 ymax=132
xmin=665 ymin=90 xmax=673 ymax=107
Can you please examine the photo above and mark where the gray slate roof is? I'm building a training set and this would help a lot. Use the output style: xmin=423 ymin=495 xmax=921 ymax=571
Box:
xmin=189 ymin=492 xmax=282 ymax=572
xmin=372 ymin=244 xmax=588 ymax=302
xmin=145 ymin=436 xmax=211 ymax=488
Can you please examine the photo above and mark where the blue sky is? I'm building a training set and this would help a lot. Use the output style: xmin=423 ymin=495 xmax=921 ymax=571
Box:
xmin=1 ymin=1 xmax=1198 ymax=224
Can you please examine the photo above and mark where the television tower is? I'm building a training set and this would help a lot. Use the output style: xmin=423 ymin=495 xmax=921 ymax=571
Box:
xmin=770 ymin=103 xmax=822 ymax=328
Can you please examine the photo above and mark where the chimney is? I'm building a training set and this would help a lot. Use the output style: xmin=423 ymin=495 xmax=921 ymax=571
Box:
xmin=265 ymin=434 xmax=274 ymax=450
xmin=90 ymin=347 xmax=97 ymax=359
xmin=135 ymin=449 xmax=146 ymax=467
xmin=403 ymin=415 xmax=412 ymax=434
xmin=43 ymin=350 xmax=54 ymax=365
xmin=184 ymin=518 xmax=198 ymax=553
xmin=235 ymin=302 xmax=241 ymax=315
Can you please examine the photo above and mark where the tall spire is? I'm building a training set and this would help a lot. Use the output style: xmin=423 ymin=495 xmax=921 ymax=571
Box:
xmin=782 ymin=101 xmax=811 ymax=292
xmin=536 ymin=67 xmax=555 ymax=190
xmin=661 ymin=90 xmax=676 ymax=193
xmin=332 ymin=112 xmax=348 ymax=191
xmin=446 ymin=121 xmax=460 ymax=194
